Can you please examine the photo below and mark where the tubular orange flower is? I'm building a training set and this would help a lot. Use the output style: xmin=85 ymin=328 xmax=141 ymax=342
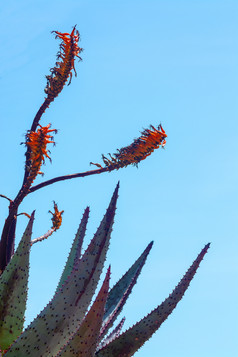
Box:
xmin=26 ymin=124 xmax=57 ymax=184
xmin=44 ymin=26 xmax=82 ymax=103
xmin=49 ymin=201 xmax=64 ymax=230
xmin=92 ymin=124 xmax=167 ymax=171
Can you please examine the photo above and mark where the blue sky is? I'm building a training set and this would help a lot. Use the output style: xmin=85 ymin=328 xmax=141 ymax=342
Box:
xmin=0 ymin=1 xmax=237 ymax=356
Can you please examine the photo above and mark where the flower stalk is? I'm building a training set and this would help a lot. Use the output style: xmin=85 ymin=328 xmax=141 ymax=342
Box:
xmin=0 ymin=28 xmax=81 ymax=272
xmin=0 ymin=28 xmax=166 ymax=274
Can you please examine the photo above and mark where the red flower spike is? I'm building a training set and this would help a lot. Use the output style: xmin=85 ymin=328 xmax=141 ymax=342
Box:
xmin=44 ymin=26 xmax=82 ymax=102
xmin=26 ymin=124 xmax=57 ymax=184
xmin=92 ymin=124 xmax=167 ymax=171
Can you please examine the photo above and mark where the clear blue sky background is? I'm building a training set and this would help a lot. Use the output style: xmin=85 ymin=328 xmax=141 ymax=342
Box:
xmin=0 ymin=1 xmax=237 ymax=356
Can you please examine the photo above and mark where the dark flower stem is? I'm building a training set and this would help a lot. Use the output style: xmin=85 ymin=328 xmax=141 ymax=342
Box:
xmin=29 ymin=167 xmax=109 ymax=193
xmin=0 ymin=28 xmax=81 ymax=273
xmin=0 ymin=167 xmax=108 ymax=271
xmin=0 ymin=99 xmax=51 ymax=273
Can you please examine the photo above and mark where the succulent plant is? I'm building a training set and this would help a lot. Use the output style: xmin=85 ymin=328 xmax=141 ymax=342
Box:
xmin=0 ymin=27 xmax=210 ymax=356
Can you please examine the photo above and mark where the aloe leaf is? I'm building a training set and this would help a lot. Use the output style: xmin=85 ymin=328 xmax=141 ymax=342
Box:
xmin=57 ymin=266 xmax=110 ymax=357
xmin=98 ymin=317 xmax=125 ymax=351
xmin=0 ymin=213 xmax=34 ymax=351
xmin=96 ymin=243 xmax=210 ymax=357
xmin=5 ymin=183 xmax=119 ymax=357
xmin=99 ymin=241 xmax=153 ymax=340
xmin=55 ymin=206 xmax=89 ymax=292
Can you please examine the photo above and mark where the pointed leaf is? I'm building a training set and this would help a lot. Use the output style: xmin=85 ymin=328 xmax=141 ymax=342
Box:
xmin=0 ymin=213 xmax=34 ymax=351
xmin=55 ymin=207 xmax=89 ymax=292
xmin=104 ymin=241 xmax=153 ymax=320
xmin=57 ymin=266 xmax=110 ymax=357
xmin=98 ymin=318 xmax=125 ymax=351
xmin=5 ymin=184 xmax=119 ymax=357
xmin=100 ymin=242 xmax=153 ymax=339
xmin=96 ymin=243 xmax=210 ymax=357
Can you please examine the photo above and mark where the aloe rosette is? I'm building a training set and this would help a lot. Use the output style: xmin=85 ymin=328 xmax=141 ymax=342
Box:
xmin=0 ymin=184 xmax=210 ymax=356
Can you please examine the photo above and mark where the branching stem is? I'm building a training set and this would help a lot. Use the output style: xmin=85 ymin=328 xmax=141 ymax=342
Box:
xmin=0 ymin=194 xmax=12 ymax=203
xmin=29 ymin=167 xmax=109 ymax=193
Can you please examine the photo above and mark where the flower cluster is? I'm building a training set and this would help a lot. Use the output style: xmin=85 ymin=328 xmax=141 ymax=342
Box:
xmin=45 ymin=26 xmax=82 ymax=102
xmin=49 ymin=201 xmax=64 ymax=230
xmin=31 ymin=202 xmax=64 ymax=245
xmin=26 ymin=124 xmax=57 ymax=184
xmin=92 ymin=124 xmax=167 ymax=171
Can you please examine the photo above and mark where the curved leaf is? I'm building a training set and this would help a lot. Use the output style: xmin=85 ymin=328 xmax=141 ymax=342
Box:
xmin=5 ymin=184 xmax=119 ymax=357
xmin=57 ymin=266 xmax=110 ymax=357
xmin=100 ymin=242 xmax=153 ymax=339
xmin=98 ymin=318 xmax=125 ymax=351
xmin=55 ymin=206 xmax=89 ymax=292
xmin=96 ymin=243 xmax=210 ymax=357
xmin=0 ymin=213 xmax=34 ymax=351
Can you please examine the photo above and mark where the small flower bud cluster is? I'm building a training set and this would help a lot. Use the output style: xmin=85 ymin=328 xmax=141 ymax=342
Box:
xmin=49 ymin=201 xmax=64 ymax=230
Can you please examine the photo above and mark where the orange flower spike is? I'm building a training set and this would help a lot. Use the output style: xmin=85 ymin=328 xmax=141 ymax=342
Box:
xmin=26 ymin=124 xmax=57 ymax=184
xmin=92 ymin=124 xmax=167 ymax=170
xmin=49 ymin=202 xmax=64 ymax=231
xmin=44 ymin=26 xmax=82 ymax=102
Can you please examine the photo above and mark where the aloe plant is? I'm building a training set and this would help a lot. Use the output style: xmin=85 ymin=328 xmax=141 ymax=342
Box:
xmin=0 ymin=27 xmax=210 ymax=356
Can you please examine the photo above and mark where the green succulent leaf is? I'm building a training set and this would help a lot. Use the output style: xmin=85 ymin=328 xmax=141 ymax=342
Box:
xmin=5 ymin=183 xmax=119 ymax=357
xmin=57 ymin=266 xmax=110 ymax=357
xmin=0 ymin=213 xmax=34 ymax=351
xmin=96 ymin=243 xmax=210 ymax=357
xmin=98 ymin=318 xmax=125 ymax=351
xmin=55 ymin=206 xmax=89 ymax=293
xmin=99 ymin=241 xmax=153 ymax=340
